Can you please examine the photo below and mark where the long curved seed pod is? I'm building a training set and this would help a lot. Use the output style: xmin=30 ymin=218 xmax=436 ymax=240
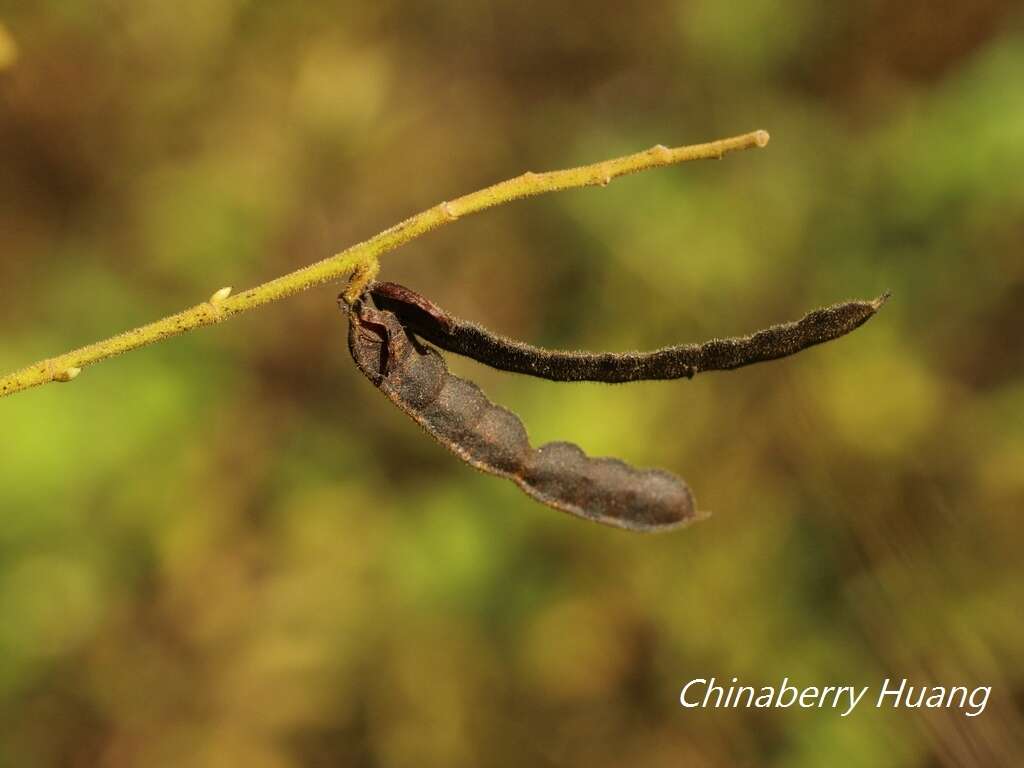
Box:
xmin=370 ymin=281 xmax=889 ymax=383
xmin=345 ymin=297 xmax=701 ymax=532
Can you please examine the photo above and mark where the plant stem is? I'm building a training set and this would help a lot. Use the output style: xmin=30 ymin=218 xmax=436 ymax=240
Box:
xmin=0 ymin=129 xmax=769 ymax=399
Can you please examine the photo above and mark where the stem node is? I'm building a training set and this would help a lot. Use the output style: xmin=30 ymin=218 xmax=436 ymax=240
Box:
xmin=209 ymin=286 xmax=232 ymax=304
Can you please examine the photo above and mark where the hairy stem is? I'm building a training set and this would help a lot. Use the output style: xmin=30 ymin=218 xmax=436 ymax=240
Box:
xmin=0 ymin=129 xmax=769 ymax=399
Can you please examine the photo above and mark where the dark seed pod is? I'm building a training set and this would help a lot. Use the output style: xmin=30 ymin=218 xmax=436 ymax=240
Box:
xmin=370 ymin=281 xmax=889 ymax=383
xmin=345 ymin=298 xmax=700 ymax=532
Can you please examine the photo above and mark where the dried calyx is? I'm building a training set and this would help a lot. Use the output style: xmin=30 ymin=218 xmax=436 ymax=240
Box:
xmin=343 ymin=281 xmax=887 ymax=532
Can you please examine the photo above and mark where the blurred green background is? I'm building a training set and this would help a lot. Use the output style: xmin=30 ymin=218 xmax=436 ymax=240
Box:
xmin=2 ymin=2 xmax=1023 ymax=766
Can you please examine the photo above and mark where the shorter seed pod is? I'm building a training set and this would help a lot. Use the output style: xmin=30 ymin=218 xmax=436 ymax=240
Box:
xmin=345 ymin=297 xmax=700 ymax=532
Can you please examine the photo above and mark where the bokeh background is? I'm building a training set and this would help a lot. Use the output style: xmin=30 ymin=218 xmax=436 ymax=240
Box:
xmin=2 ymin=2 xmax=1023 ymax=766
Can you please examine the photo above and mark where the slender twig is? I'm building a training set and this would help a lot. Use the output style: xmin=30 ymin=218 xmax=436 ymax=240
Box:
xmin=0 ymin=129 xmax=769 ymax=399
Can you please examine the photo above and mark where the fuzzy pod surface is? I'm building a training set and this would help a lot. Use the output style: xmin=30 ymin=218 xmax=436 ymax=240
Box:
xmin=370 ymin=281 xmax=889 ymax=383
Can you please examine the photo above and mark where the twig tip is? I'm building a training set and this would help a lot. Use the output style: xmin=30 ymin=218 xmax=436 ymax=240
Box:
xmin=754 ymin=130 xmax=770 ymax=147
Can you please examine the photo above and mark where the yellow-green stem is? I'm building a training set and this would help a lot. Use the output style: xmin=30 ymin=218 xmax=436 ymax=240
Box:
xmin=0 ymin=129 xmax=769 ymax=399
